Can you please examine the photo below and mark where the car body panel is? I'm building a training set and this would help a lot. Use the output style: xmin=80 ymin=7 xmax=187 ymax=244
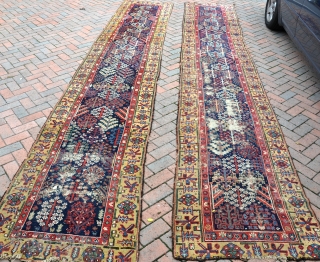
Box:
xmin=280 ymin=0 xmax=304 ymax=36
xmin=297 ymin=0 xmax=320 ymax=73
xmin=277 ymin=0 xmax=320 ymax=75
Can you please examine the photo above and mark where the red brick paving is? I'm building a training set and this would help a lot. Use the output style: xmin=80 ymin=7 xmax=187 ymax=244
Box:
xmin=1 ymin=0 xmax=320 ymax=261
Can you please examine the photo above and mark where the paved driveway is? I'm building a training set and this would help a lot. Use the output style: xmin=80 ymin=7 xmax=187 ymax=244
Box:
xmin=0 ymin=0 xmax=319 ymax=261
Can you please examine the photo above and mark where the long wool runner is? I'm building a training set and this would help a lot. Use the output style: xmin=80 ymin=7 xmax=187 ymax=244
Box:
xmin=174 ymin=3 xmax=320 ymax=261
xmin=0 ymin=1 xmax=172 ymax=261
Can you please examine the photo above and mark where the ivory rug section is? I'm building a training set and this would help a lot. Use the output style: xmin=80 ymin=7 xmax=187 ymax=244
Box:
xmin=0 ymin=1 xmax=172 ymax=261
xmin=173 ymin=3 xmax=320 ymax=260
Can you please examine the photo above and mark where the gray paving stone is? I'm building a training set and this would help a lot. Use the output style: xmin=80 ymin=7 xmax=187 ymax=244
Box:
xmin=143 ymin=184 xmax=172 ymax=206
xmin=160 ymin=230 xmax=173 ymax=249
xmin=140 ymin=219 xmax=170 ymax=246
xmin=27 ymin=103 xmax=51 ymax=114
xmin=152 ymin=132 xmax=176 ymax=147
xmin=149 ymin=143 xmax=175 ymax=159
xmin=294 ymin=123 xmax=313 ymax=136
xmin=280 ymin=90 xmax=296 ymax=100
xmin=154 ymin=122 xmax=176 ymax=136
xmin=298 ymin=172 xmax=320 ymax=194
xmin=290 ymin=114 xmax=309 ymax=126
xmin=13 ymin=106 xmax=29 ymax=118
xmin=288 ymin=147 xmax=311 ymax=165
xmin=308 ymin=155 xmax=320 ymax=173
xmin=147 ymin=155 xmax=175 ymax=174
xmin=278 ymin=116 xmax=296 ymax=131
xmin=0 ymin=101 xmax=21 ymax=113
xmin=0 ymin=142 xmax=23 ymax=157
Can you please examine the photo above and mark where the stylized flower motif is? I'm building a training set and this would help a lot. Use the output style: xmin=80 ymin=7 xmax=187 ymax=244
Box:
xmin=65 ymin=202 xmax=95 ymax=234
xmin=220 ymin=243 xmax=244 ymax=258
xmin=236 ymin=142 xmax=260 ymax=160
xmin=124 ymin=164 xmax=140 ymax=174
xmin=267 ymin=129 xmax=280 ymax=138
xmin=181 ymin=125 xmax=195 ymax=134
xmin=61 ymin=152 xmax=83 ymax=163
xmin=87 ymin=154 xmax=101 ymax=165
xmin=7 ymin=192 xmax=25 ymax=206
xmin=288 ymin=196 xmax=305 ymax=208
xmin=83 ymin=165 xmax=105 ymax=185
xmin=82 ymin=246 xmax=105 ymax=262
xmin=55 ymin=164 xmax=76 ymax=185
xmin=117 ymin=200 xmax=137 ymax=215
xmin=136 ymin=113 xmax=148 ymax=120
xmin=131 ymin=137 xmax=144 ymax=145
xmin=21 ymin=240 xmax=43 ymax=258
xmin=219 ymin=231 xmax=226 ymax=237
xmin=178 ymin=194 xmax=198 ymax=206
xmin=34 ymin=196 xmax=67 ymax=231
xmin=98 ymin=115 xmax=119 ymax=131
xmin=276 ymin=160 xmax=288 ymax=169
xmin=182 ymin=155 xmax=197 ymax=165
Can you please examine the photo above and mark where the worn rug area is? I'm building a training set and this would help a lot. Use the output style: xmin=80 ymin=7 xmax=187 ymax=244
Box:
xmin=0 ymin=1 xmax=172 ymax=261
xmin=174 ymin=3 xmax=320 ymax=261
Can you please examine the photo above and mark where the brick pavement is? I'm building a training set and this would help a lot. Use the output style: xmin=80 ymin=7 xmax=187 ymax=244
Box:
xmin=0 ymin=0 xmax=320 ymax=261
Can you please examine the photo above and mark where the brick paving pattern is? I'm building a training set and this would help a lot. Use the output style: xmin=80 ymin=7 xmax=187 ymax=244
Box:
xmin=1 ymin=0 xmax=319 ymax=261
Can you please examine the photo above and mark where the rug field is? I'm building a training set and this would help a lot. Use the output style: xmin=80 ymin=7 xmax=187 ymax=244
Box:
xmin=0 ymin=1 xmax=172 ymax=260
xmin=173 ymin=3 xmax=320 ymax=260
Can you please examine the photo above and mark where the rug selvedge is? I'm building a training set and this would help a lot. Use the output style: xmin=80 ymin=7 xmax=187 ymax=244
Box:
xmin=173 ymin=3 xmax=320 ymax=260
xmin=0 ymin=1 xmax=172 ymax=261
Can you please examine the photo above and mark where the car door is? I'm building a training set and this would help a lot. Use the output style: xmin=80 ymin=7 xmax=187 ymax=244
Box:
xmin=295 ymin=0 xmax=320 ymax=73
xmin=281 ymin=0 xmax=305 ymax=38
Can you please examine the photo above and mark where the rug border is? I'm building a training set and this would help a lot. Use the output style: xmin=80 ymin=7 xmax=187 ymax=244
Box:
xmin=135 ymin=3 xmax=173 ymax=262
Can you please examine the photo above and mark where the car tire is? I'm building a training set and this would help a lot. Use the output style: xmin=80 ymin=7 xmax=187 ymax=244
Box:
xmin=265 ymin=0 xmax=281 ymax=30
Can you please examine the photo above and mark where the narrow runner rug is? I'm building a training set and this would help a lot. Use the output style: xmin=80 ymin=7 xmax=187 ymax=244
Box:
xmin=174 ymin=3 xmax=320 ymax=260
xmin=0 ymin=1 xmax=172 ymax=261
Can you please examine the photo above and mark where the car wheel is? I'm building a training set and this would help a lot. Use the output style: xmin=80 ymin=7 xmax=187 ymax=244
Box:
xmin=265 ymin=0 xmax=281 ymax=30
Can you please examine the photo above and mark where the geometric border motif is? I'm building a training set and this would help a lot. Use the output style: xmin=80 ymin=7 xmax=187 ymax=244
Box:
xmin=173 ymin=3 xmax=320 ymax=260
xmin=0 ymin=1 xmax=172 ymax=261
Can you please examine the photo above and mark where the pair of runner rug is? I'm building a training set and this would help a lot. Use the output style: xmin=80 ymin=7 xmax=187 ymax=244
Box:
xmin=0 ymin=0 xmax=319 ymax=261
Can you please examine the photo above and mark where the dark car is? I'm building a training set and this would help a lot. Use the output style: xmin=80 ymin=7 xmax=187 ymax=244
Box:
xmin=265 ymin=0 xmax=320 ymax=75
